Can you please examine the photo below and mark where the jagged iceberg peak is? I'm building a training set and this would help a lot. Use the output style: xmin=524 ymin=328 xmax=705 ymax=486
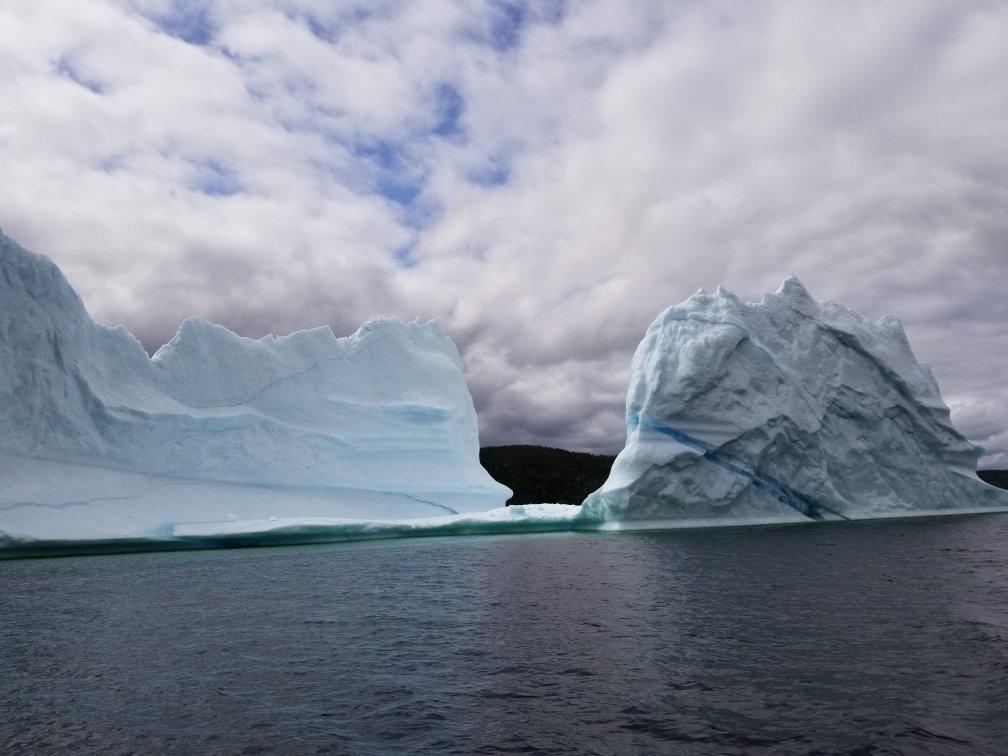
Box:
xmin=148 ymin=313 xmax=464 ymax=409
xmin=0 ymin=232 xmax=510 ymax=554
xmin=0 ymin=232 xmax=93 ymax=354
xmin=0 ymin=231 xmax=85 ymax=310
xmin=775 ymin=273 xmax=814 ymax=303
xmin=151 ymin=312 xmax=460 ymax=364
xmin=584 ymin=278 xmax=1007 ymax=524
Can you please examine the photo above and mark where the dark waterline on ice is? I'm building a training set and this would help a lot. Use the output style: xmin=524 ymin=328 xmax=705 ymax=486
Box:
xmin=3 ymin=515 xmax=1008 ymax=753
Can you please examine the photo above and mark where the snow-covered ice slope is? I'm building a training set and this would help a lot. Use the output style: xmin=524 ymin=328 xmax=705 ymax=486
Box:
xmin=583 ymin=278 xmax=1008 ymax=524
xmin=0 ymin=232 xmax=510 ymax=554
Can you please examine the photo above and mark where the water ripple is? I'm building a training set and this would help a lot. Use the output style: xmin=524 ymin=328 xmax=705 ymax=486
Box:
xmin=2 ymin=516 xmax=1008 ymax=753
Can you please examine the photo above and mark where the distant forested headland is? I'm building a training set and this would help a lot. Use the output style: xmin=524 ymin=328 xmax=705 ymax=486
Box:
xmin=481 ymin=445 xmax=1008 ymax=506
xmin=979 ymin=470 xmax=1008 ymax=490
xmin=479 ymin=446 xmax=616 ymax=505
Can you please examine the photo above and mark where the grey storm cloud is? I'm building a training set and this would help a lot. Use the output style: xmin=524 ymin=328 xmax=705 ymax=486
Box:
xmin=1 ymin=0 xmax=1006 ymax=465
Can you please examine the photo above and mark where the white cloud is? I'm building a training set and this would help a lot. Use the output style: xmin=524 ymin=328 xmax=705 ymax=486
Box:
xmin=0 ymin=0 xmax=1005 ymax=465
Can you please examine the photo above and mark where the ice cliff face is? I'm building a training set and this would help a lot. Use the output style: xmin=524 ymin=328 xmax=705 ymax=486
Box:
xmin=0 ymin=232 xmax=510 ymax=552
xmin=583 ymin=278 xmax=1008 ymax=524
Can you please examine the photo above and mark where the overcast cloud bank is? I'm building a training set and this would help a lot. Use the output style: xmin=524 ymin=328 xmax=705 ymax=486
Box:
xmin=1 ymin=0 xmax=1005 ymax=465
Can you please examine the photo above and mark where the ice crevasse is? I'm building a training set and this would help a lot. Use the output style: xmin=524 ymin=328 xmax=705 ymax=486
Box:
xmin=0 ymin=232 xmax=516 ymax=554
xmin=583 ymin=278 xmax=1008 ymax=525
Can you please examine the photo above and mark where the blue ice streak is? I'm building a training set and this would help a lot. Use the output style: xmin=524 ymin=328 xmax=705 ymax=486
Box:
xmin=630 ymin=414 xmax=846 ymax=521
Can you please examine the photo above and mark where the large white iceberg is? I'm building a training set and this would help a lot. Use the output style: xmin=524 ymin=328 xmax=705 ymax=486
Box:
xmin=0 ymin=232 xmax=511 ymax=554
xmin=583 ymin=278 xmax=1008 ymax=524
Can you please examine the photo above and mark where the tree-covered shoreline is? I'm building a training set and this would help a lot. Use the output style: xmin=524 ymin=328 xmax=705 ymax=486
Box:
xmin=481 ymin=445 xmax=1008 ymax=506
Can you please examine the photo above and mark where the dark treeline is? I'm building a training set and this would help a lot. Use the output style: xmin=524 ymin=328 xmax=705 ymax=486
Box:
xmin=480 ymin=445 xmax=616 ymax=505
xmin=979 ymin=470 xmax=1008 ymax=490
xmin=481 ymin=445 xmax=1008 ymax=505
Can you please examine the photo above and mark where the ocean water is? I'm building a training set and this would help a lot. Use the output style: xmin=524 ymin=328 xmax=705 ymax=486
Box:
xmin=2 ymin=514 xmax=1008 ymax=754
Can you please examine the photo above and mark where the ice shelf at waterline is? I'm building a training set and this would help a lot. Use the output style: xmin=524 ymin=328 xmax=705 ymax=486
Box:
xmin=0 ymin=232 xmax=511 ymax=554
xmin=584 ymin=277 xmax=1008 ymax=523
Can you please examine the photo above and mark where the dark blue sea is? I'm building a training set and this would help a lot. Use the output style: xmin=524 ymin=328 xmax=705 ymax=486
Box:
xmin=3 ymin=514 xmax=1008 ymax=754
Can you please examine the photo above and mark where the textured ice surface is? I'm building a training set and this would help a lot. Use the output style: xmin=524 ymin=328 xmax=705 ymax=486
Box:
xmin=3 ymin=230 xmax=1003 ymax=557
xmin=584 ymin=278 xmax=1008 ymax=523
xmin=0 ymin=233 xmax=510 ymax=554
xmin=172 ymin=504 xmax=583 ymax=547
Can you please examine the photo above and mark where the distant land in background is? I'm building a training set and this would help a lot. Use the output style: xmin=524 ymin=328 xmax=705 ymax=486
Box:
xmin=479 ymin=446 xmax=616 ymax=505
xmin=979 ymin=470 xmax=1008 ymax=490
xmin=482 ymin=446 xmax=1008 ymax=506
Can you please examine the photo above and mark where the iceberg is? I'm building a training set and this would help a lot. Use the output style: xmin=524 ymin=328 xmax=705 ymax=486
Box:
xmin=3 ymin=230 xmax=1003 ymax=557
xmin=583 ymin=278 xmax=1008 ymax=524
xmin=0 ymin=232 xmax=511 ymax=555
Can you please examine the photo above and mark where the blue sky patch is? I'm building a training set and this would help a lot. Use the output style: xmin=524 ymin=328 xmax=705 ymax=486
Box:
xmin=433 ymin=84 xmax=465 ymax=137
xmin=489 ymin=1 xmax=526 ymax=50
xmin=151 ymin=1 xmax=215 ymax=45
xmin=353 ymin=140 xmax=424 ymax=209
xmin=468 ymin=163 xmax=510 ymax=188
xmin=392 ymin=243 xmax=418 ymax=268
xmin=301 ymin=7 xmax=371 ymax=44
xmin=192 ymin=161 xmax=241 ymax=197
xmin=55 ymin=56 xmax=103 ymax=94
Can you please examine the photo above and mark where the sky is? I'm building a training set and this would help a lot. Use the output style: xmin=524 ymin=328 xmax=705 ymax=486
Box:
xmin=1 ymin=0 xmax=1006 ymax=466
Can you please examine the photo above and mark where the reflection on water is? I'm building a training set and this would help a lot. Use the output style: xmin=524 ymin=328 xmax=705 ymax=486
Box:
xmin=2 ymin=515 xmax=1007 ymax=753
